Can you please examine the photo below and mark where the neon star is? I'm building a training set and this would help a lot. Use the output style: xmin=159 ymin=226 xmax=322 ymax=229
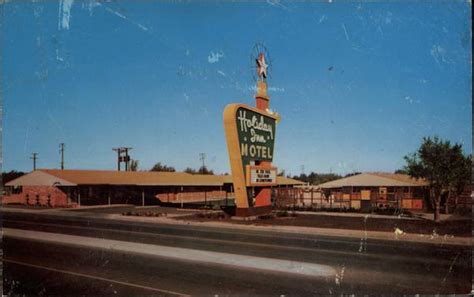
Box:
xmin=256 ymin=53 xmax=268 ymax=79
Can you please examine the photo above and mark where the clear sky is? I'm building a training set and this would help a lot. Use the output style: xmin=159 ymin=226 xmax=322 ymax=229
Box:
xmin=2 ymin=1 xmax=472 ymax=176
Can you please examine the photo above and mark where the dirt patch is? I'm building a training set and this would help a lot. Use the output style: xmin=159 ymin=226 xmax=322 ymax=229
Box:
xmin=194 ymin=211 xmax=231 ymax=220
xmin=176 ymin=211 xmax=471 ymax=237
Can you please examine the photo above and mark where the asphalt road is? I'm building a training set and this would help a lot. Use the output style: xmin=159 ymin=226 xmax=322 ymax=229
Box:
xmin=2 ymin=210 xmax=472 ymax=295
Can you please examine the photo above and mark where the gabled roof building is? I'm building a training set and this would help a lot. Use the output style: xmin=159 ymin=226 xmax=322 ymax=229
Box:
xmin=315 ymin=173 xmax=429 ymax=210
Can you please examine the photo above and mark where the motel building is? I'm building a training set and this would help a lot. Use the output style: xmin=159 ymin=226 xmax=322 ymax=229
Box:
xmin=296 ymin=173 xmax=431 ymax=212
xmin=2 ymin=169 xmax=303 ymax=208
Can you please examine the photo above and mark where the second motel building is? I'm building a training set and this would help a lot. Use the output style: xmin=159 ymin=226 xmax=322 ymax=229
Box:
xmin=314 ymin=173 xmax=429 ymax=210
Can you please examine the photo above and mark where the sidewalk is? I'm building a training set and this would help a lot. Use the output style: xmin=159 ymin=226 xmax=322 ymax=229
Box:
xmin=292 ymin=211 xmax=420 ymax=221
xmin=413 ymin=212 xmax=470 ymax=221
xmin=292 ymin=210 xmax=470 ymax=222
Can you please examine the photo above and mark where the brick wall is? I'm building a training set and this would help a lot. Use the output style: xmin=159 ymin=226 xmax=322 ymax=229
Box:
xmin=2 ymin=186 xmax=69 ymax=207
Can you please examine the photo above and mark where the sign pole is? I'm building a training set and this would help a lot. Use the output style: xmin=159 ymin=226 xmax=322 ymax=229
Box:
xmin=253 ymin=79 xmax=273 ymax=210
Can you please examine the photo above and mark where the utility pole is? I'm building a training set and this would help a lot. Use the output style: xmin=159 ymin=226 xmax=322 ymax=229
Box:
xmin=199 ymin=153 xmax=206 ymax=172
xmin=30 ymin=153 xmax=38 ymax=171
xmin=301 ymin=165 xmax=305 ymax=175
xmin=112 ymin=147 xmax=132 ymax=171
xmin=113 ymin=148 xmax=121 ymax=171
xmin=59 ymin=143 xmax=65 ymax=170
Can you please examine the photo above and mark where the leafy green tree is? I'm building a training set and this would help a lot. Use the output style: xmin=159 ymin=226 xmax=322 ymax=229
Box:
xmin=150 ymin=162 xmax=175 ymax=172
xmin=445 ymin=151 xmax=471 ymax=213
xmin=403 ymin=136 xmax=471 ymax=222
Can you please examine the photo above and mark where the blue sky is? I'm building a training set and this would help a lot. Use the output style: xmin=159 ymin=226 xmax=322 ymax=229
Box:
xmin=2 ymin=1 xmax=472 ymax=176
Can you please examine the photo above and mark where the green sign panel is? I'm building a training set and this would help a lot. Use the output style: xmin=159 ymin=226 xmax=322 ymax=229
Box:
xmin=236 ymin=107 xmax=276 ymax=170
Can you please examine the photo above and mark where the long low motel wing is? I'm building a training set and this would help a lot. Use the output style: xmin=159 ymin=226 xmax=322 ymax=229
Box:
xmin=3 ymin=169 xmax=304 ymax=207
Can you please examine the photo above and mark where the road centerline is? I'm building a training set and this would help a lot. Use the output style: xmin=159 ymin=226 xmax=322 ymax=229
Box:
xmin=4 ymin=258 xmax=189 ymax=297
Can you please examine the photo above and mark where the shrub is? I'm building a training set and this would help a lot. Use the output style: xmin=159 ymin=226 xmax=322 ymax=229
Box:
xmin=258 ymin=214 xmax=275 ymax=220
xmin=275 ymin=210 xmax=289 ymax=217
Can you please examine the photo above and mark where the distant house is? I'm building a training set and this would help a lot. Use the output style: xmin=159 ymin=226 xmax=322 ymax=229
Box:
xmin=3 ymin=169 xmax=304 ymax=208
xmin=315 ymin=172 xmax=429 ymax=211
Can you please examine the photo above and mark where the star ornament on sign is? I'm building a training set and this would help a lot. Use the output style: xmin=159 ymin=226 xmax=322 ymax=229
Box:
xmin=256 ymin=53 xmax=268 ymax=80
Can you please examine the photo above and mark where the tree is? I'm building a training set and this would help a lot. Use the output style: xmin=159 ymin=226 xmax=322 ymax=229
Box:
xmin=198 ymin=166 xmax=214 ymax=175
xmin=403 ymin=136 xmax=471 ymax=222
xmin=129 ymin=160 xmax=139 ymax=171
xmin=184 ymin=166 xmax=214 ymax=175
xmin=293 ymin=171 xmax=341 ymax=185
xmin=445 ymin=151 xmax=471 ymax=213
xmin=184 ymin=167 xmax=197 ymax=174
xmin=150 ymin=162 xmax=175 ymax=172
xmin=2 ymin=170 xmax=25 ymax=186
xmin=344 ymin=172 xmax=361 ymax=178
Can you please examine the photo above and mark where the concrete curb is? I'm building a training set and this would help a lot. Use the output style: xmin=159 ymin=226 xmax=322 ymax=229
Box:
xmin=291 ymin=211 xmax=422 ymax=221
xmin=63 ymin=204 xmax=133 ymax=211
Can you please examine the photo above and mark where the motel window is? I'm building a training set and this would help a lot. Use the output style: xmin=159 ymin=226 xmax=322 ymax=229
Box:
xmin=12 ymin=186 xmax=22 ymax=194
